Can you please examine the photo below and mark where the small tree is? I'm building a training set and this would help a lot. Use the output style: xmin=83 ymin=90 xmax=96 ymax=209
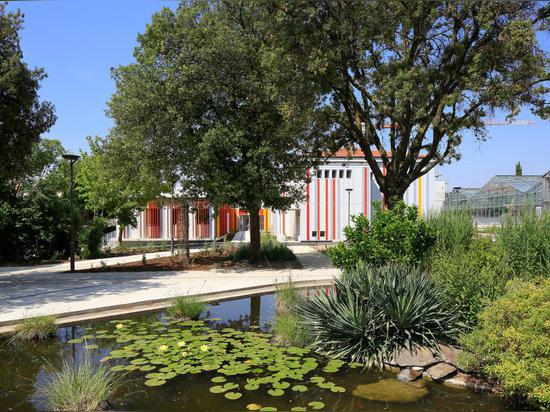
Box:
xmin=515 ymin=161 xmax=523 ymax=176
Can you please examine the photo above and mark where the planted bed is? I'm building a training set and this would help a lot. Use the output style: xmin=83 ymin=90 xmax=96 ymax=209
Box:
xmin=0 ymin=294 xmax=509 ymax=411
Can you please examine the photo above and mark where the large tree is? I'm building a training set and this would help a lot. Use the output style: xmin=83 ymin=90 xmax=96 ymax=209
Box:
xmin=0 ymin=4 xmax=56 ymax=180
xmin=109 ymin=1 xmax=325 ymax=261
xmin=266 ymin=0 xmax=549 ymax=207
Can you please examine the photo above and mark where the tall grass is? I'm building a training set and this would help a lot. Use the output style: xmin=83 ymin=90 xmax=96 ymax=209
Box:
xmin=275 ymin=279 xmax=300 ymax=314
xmin=39 ymin=355 xmax=122 ymax=411
xmin=13 ymin=315 xmax=57 ymax=341
xmin=498 ymin=207 xmax=550 ymax=279
xmin=167 ymin=295 xmax=206 ymax=320
xmin=273 ymin=313 xmax=310 ymax=348
xmin=427 ymin=209 xmax=475 ymax=255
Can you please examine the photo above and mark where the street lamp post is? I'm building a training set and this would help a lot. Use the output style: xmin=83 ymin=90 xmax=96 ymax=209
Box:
xmin=63 ymin=154 xmax=80 ymax=272
xmin=345 ymin=188 xmax=353 ymax=227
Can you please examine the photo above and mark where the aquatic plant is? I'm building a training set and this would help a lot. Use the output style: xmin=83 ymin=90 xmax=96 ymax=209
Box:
xmin=39 ymin=354 xmax=122 ymax=411
xmin=274 ymin=313 xmax=310 ymax=348
xmin=68 ymin=316 xmax=364 ymax=411
xmin=167 ymin=295 xmax=205 ymax=320
xmin=13 ymin=314 xmax=57 ymax=341
xmin=299 ymin=263 xmax=462 ymax=366
xmin=275 ymin=279 xmax=300 ymax=314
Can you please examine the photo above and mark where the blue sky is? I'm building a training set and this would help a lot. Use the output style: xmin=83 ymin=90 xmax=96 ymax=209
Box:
xmin=8 ymin=0 xmax=550 ymax=189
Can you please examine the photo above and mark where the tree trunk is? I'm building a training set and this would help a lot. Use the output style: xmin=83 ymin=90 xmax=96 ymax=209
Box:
xmin=118 ymin=224 xmax=124 ymax=246
xmin=249 ymin=208 xmax=261 ymax=263
xmin=182 ymin=201 xmax=190 ymax=261
xmin=382 ymin=186 xmax=405 ymax=210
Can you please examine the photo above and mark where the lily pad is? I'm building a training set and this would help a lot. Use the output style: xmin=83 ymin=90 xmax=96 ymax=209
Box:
xmin=211 ymin=376 xmax=227 ymax=383
xmin=209 ymin=385 xmax=226 ymax=394
xmin=247 ymin=404 xmax=262 ymax=411
xmin=268 ymin=388 xmax=284 ymax=397
xmin=291 ymin=408 xmax=307 ymax=412
xmin=291 ymin=385 xmax=308 ymax=392
xmin=330 ymin=386 xmax=346 ymax=393
xmin=308 ymin=401 xmax=325 ymax=410
xmin=224 ymin=392 xmax=242 ymax=400
xmin=259 ymin=408 xmax=277 ymax=411
xmin=144 ymin=379 xmax=166 ymax=387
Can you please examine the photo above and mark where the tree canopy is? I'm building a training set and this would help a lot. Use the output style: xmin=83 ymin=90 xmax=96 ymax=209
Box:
xmin=0 ymin=4 xmax=56 ymax=180
xmin=266 ymin=0 xmax=549 ymax=206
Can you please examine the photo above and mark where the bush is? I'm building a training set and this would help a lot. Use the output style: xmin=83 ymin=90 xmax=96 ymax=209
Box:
xmin=79 ymin=217 xmax=108 ymax=259
xmin=39 ymin=354 xmax=122 ymax=411
xmin=274 ymin=313 xmax=310 ymax=347
xmin=167 ymin=295 xmax=205 ymax=320
xmin=328 ymin=202 xmax=435 ymax=271
xmin=498 ymin=208 xmax=550 ymax=280
xmin=299 ymin=263 xmax=461 ymax=366
xmin=427 ymin=209 xmax=475 ymax=255
xmin=430 ymin=237 xmax=504 ymax=327
xmin=229 ymin=234 xmax=296 ymax=263
xmin=459 ymin=278 xmax=550 ymax=410
xmin=13 ymin=314 xmax=57 ymax=341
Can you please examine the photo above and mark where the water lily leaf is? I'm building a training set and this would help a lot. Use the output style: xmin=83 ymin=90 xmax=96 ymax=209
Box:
xmin=209 ymin=386 xmax=226 ymax=394
xmin=211 ymin=376 xmax=227 ymax=383
xmin=84 ymin=344 xmax=98 ymax=349
xmin=244 ymin=383 xmax=259 ymax=390
xmin=110 ymin=365 xmax=127 ymax=372
xmin=317 ymin=382 xmax=335 ymax=389
xmin=309 ymin=376 xmax=325 ymax=383
xmin=330 ymin=386 xmax=345 ymax=393
xmin=246 ymin=403 xmax=262 ymax=411
xmin=224 ymin=391 xmax=242 ymax=400
xmin=144 ymin=379 xmax=166 ymax=387
xmin=267 ymin=388 xmax=284 ymax=397
xmin=130 ymin=358 xmax=148 ymax=365
xmin=272 ymin=381 xmax=290 ymax=389
xmin=67 ymin=338 xmax=83 ymax=344
xmin=292 ymin=385 xmax=308 ymax=392
xmin=308 ymin=401 xmax=325 ymax=410
xmin=140 ymin=365 xmax=156 ymax=372
xmin=290 ymin=408 xmax=307 ymax=411
xmin=259 ymin=407 xmax=277 ymax=411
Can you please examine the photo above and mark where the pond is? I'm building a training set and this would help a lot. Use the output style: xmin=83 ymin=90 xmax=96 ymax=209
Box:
xmin=0 ymin=293 xmax=509 ymax=412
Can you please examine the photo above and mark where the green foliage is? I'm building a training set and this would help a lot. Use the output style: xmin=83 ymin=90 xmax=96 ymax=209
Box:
xmin=430 ymin=237 xmax=504 ymax=328
xmin=0 ymin=4 xmax=56 ymax=180
xmin=79 ymin=217 xmax=108 ymax=259
xmin=299 ymin=263 xmax=461 ymax=366
xmin=276 ymin=280 xmax=300 ymax=314
xmin=498 ymin=208 xmax=550 ymax=280
xmin=0 ymin=139 xmax=74 ymax=262
xmin=459 ymin=278 xmax=550 ymax=410
xmin=167 ymin=296 xmax=205 ymax=320
xmin=427 ymin=209 xmax=475 ymax=255
xmin=229 ymin=235 xmax=296 ymax=263
xmin=274 ymin=313 xmax=310 ymax=348
xmin=267 ymin=1 xmax=549 ymax=203
xmin=13 ymin=315 xmax=57 ymax=341
xmin=39 ymin=354 xmax=122 ymax=411
xmin=328 ymin=202 xmax=435 ymax=270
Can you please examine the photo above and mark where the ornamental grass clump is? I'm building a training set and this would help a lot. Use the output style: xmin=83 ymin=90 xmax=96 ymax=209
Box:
xmin=230 ymin=234 xmax=296 ymax=263
xmin=167 ymin=295 xmax=206 ymax=320
xmin=299 ymin=263 xmax=462 ymax=367
xmin=274 ymin=313 xmax=310 ymax=348
xmin=13 ymin=314 xmax=57 ymax=341
xmin=426 ymin=208 xmax=475 ymax=255
xmin=39 ymin=355 xmax=122 ymax=411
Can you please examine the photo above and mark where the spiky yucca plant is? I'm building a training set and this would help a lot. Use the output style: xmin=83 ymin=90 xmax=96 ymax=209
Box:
xmin=299 ymin=263 xmax=462 ymax=367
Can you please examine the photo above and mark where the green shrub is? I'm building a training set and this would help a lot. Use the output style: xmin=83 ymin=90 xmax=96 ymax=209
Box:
xmin=299 ymin=263 xmax=461 ymax=366
xmin=498 ymin=208 xmax=550 ymax=280
xmin=430 ymin=237 xmax=504 ymax=327
xmin=459 ymin=278 xmax=550 ymax=410
xmin=274 ymin=313 xmax=310 ymax=348
xmin=328 ymin=202 xmax=435 ymax=271
xmin=167 ymin=295 xmax=206 ymax=320
xmin=13 ymin=314 xmax=57 ymax=341
xmin=230 ymin=234 xmax=296 ymax=263
xmin=427 ymin=209 xmax=475 ymax=255
xmin=79 ymin=217 xmax=108 ymax=259
xmin=39 ymin=354 xmax=122 ymax=411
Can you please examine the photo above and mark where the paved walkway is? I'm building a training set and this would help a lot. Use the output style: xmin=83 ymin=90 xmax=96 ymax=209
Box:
xmin=0 ymin=245 xmax=338 ymax=326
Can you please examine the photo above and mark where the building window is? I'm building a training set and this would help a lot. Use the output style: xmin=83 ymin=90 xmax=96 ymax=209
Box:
xmin=316 ymin=170 xmax=322 ymax=178
xmin=346 ymin=170 xmax=352 ymax=178
xmin=319 ymin=230 xmax=325 ymax=238
xmin=324 ymin=170 xmax=329 ymax=178
xmin=339 ymin=170 xmax=344 ymax=178
xmin=312 ymin=231 xmax=317 ymax=238
xmin=331 ymin=170 xmax=336 ymax=178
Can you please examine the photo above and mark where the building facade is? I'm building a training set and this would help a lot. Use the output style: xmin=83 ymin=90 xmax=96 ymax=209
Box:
xmin=115 ymin=150 xmax=442 ymax=244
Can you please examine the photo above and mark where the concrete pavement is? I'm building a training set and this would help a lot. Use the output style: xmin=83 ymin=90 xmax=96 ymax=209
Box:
xmin=0 ymin=245 xmax=338 ymax=330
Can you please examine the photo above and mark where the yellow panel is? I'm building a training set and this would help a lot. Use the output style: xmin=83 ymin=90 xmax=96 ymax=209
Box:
xmin=418 ymin=176 xmax=423 ymax=217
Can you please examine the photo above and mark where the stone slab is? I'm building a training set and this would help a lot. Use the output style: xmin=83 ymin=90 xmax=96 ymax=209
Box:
xmin=426 ymin=362 xmax=457 ymax=381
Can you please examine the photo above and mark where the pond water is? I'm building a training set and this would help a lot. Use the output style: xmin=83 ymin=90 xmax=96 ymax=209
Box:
xmin=0 ymin=293 xmax=511 ymax=412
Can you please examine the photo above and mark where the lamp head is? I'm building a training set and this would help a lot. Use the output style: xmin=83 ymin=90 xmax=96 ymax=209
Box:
xmin=345 ymin=188 xmax=353 ymax=193
xmin=62 ymin=154 xmax=81 ymax=162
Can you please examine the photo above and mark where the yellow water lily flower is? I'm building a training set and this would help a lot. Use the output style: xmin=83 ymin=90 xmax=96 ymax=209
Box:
xmin=246 ymin=404 xmax=262 ymax=411
xmin=200 ymin=344 xmax=209 ymax=352
xmin=158 ymin=345 xmax=169 ymax=352
xmin=181 ymin=351 xmax=188 ymax=357
xmin=115 ymin=323 xmax=124 ymax=329
xmin=177 ymin=341 xmax=186 ymax=347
